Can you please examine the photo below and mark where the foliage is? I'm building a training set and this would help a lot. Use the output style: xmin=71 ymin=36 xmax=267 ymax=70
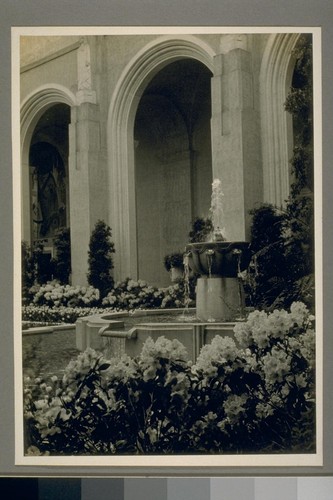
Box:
xmin=22 ymin=240 xmax=52 ymax=299
xmin=51 ymin=228 xmax=71 ymax=284
xmin=23 ymin=278 xmax=196 ymax=324
xmin=102 ymin=277 xmax=195 ymax=310
xmin=188 ymin=217 xmax=214 ymax=243
xmin=243 ymin=204 xmax=287 ymax=309
xmin=87 ymin=220 xmax=115 ymax=298
xmin=22 ymin=241 xmax=36 ymax=303
xmin=284 ymin=34 xmax=313 ymax=195
xmin=24 ymin=302 xmax=315 ymax=455
xmin=244 ymin=203 xmax=315 ymax=311
xmin=22 ymin=304 xmax=115 ymax=324
xmin=283 ymin=35 xmax=314 ymax=293
xmin=102 ymin=278 xmax=164 ymax=309
xmin=160 ymin=279 xmax=196 ymax=309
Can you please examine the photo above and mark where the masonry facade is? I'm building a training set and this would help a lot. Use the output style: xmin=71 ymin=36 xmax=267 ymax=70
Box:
xmin=20 ymin=33 xmax=300 ymax=287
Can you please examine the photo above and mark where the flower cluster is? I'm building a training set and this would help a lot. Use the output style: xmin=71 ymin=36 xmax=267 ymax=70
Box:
xmin=24 ymin=302 xmax=316 ymax=456
xmin=32 ymin=280 xmax=100 ymax=307
xmin=22 ymin=305 xmax=115 ymax=324
xmin=193 ymin=335 xmax=241 ymax=379
xmin=160 ymin=282 xmax=192 ymax=309
xmin=139 ymin=336 xmax=189 ymax=381
xmin=102 ymin=278 xmax=164 ymax=310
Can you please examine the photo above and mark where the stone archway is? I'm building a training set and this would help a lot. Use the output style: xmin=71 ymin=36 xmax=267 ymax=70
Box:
xmin=260 ymin=33 xmax=301 ymax=207
xmin=107 ymin=36 xmax=216 ymax=282
xmin=21 ymin=85 xmax=76 ymax=245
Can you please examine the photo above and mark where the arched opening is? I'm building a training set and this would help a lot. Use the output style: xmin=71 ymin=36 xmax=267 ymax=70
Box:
xmin=28 ymin=103 xmax=71 ymax=281
xmin=259 ymin=33 xmax=301 ymax=207
xmin=134 ymin=59 xmax=213 ymax=286
xmin=107 ymin=36 xmax=215 ymax=283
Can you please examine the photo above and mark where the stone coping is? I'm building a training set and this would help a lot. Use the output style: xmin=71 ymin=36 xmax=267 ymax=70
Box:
xmin=22 ymin=323 xmax=75 ymax=336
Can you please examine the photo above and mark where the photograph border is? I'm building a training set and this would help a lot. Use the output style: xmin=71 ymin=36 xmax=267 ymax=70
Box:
xmin=0 ymin=0 xmax=332 ymax=478
xmin=13 ymin=25 xmax=323 ymax=470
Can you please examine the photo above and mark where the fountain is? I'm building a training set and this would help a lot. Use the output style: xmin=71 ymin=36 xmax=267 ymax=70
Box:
xmin=185 ymin=179 xmax=250 ymax=321
xmin=76 ymin=179 xmax=250 ymax=360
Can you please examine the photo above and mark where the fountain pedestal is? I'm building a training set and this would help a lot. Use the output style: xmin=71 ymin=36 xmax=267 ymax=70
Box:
xmin=185 ymin=241 xmax=250 ymax=322
xmin=196 ymin=276 xmax=243 ymax=322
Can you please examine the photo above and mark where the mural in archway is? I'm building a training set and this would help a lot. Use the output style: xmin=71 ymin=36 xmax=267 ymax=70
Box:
xmin=29 ymin=141 xmax=67 ymax=240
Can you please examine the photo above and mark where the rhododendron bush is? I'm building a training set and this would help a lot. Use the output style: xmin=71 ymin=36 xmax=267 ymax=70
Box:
xmin=23 ymin=278 xmax=193 ymax=324
xmin=24 ymin=302 xmax=315 ymax=455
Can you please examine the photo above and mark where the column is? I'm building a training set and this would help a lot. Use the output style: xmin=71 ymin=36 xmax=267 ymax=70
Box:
xmin=68 ymin=102 xmax=103 ymax=285
xmin=211 ymin=34 xmax=262 ymax=241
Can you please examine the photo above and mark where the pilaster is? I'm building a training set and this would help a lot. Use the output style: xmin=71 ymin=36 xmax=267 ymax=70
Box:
xmin=68 ymin=102 xmax=103 ymax=285
xmin=211 ymin=36 xmax=262 ymax=241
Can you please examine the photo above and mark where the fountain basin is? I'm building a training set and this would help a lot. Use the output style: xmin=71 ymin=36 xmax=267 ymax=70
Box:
xmin=185 ymin=241 xmax=250 ymax=278
xmin=76 ymin=309 xmax=236 ymax=362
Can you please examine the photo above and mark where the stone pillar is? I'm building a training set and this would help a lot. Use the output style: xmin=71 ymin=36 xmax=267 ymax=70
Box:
xmin=211 ymin=35 xmax=262 ymax=241
xmin=68 ymin=102 xmax=102 ymax=285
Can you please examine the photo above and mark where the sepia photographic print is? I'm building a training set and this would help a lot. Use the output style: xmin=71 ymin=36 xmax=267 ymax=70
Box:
xmin=12 ymin=26 xmax=322 ymax=468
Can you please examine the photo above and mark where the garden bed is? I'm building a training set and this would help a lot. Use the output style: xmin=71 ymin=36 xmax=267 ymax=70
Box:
xmin=23 ymin=302 xmax=316 ymax=456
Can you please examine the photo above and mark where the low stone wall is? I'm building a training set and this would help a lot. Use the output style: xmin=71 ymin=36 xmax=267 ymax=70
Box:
xmin=75 ymin=309 xmax=236 ymax=362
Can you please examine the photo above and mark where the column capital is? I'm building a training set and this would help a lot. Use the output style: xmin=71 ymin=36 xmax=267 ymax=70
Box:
xmin=76 ymin=89 xmax=97 ymax=105
xmin=219 ymin=34 xmax=250 ymax=54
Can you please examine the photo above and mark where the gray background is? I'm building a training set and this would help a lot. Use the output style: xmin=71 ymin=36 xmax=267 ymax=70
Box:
xmin=0 ymin=0 xmax=332 ymax=477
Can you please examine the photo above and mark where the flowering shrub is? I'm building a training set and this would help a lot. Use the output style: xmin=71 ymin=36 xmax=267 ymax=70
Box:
xmin=24 ymin=302 xmax=316 ymax=455
xmin=24 ymin=275 xmax=197 ymax=326
xmin=31 ymin=280 xmax=100 ymax=308
xmin=22 ymin=305 xmax=116 ymax=324
xmin=102 ymin=278 xmax=195 ymax=310
xmin=160 ymin=279 xmax=196 ymax=309
xmin=197 ymin=301 xmax=315 ymax=452
xmin=24 ymin=339 xmax=192 ymax=454
xmin=102 ymin=278 xmax=164 ymax=310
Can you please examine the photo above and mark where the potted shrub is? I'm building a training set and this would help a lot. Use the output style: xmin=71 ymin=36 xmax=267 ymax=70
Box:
xmin=188 ymin=217 xmax=214 ymax=243
xmin=164 ymin=252 xmax=184 ymax=282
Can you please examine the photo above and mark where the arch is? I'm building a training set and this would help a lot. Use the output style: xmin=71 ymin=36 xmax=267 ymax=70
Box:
xmin=260 ymin=33 xmax=300 ymax=207
xmin=21 ymin=85 xmax=76 ymax=243
xmin=107 ymin=35 xmax=216 ymax=279
xmin=21 ymin=84 xmax=77 ymax=156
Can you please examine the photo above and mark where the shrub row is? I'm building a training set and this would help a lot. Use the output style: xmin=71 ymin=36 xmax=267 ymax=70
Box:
xmin=23 ymin=278 xmax=196 ymax=323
